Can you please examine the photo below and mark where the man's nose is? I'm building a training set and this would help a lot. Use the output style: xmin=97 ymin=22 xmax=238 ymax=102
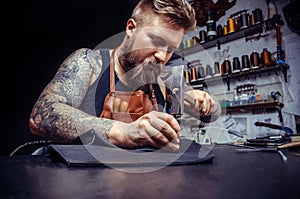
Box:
xmin=154 ymin=48 xmax=168 ymax=64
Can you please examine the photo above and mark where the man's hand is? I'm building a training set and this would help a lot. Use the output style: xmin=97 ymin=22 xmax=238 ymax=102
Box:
xmin=109 ymin=111 xmax=182 ymax=152
xmin=184 ymin=90 xmax=216 ymax=116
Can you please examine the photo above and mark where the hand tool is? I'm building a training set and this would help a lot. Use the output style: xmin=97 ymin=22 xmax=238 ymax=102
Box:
xmin=235 ymin=146 xmax=288 ymax=162
xmin=168 ymin=65 xmax=185 ymax=119
xmin=254 ymin=121 xmax=293 ymax=135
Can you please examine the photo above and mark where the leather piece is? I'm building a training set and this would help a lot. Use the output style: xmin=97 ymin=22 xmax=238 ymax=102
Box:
xmin=49 ymin=138 xmax=214 ymax=167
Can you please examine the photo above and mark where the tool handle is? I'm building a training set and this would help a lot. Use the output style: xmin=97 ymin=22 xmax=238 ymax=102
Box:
xmin=277 ymin=140 xmax=300 ymax=149
xmin=254 ymin=122 xmax=282 ymax=130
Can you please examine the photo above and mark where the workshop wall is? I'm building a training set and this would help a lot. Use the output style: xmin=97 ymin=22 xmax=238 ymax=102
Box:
xmin=176 ymin=0 xmax=300 ymax=143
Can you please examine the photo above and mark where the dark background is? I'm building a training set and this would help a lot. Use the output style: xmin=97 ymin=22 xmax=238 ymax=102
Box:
xmin=2 ymin=0 xmax=139 ymax=155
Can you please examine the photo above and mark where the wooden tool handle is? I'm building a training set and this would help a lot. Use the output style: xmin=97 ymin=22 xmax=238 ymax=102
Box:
xmin=277 ymin=140 xmax=300 ymax=149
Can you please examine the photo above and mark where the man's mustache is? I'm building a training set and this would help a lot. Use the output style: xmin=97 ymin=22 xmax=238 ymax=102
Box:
xmin=120 ymin=59 xmax=163 ymax=89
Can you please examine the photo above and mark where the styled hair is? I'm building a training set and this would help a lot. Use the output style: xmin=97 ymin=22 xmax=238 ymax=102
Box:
xmin=131 ymin=0 xmax=196 ymax=32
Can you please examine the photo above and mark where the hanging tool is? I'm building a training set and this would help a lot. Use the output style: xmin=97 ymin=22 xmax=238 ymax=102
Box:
xmin=254 ymin=121 xmax=293 ymax=135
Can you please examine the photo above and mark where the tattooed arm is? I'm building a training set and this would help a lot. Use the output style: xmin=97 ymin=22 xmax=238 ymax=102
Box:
xmin=29 ymin=48 xmax=182 ymax=151
xmin=29 ymin=48 xmax=115 ymax=143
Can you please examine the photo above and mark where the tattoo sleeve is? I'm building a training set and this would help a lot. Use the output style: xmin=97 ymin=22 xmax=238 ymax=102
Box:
xmin=29 ymin=48 xmax=115 ymax=143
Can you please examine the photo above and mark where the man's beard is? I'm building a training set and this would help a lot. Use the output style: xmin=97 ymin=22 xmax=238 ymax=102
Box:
xmin=118 ymin=51 xmax=163 ymax=90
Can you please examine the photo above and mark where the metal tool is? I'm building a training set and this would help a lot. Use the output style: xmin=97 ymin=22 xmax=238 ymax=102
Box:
xmin=168 ymin=64 xmax=185 ymax=119
xmin=236 ymin=147 xmax=288 ymax=162
xmin=254 ymin=121 xmax=293 ymax=135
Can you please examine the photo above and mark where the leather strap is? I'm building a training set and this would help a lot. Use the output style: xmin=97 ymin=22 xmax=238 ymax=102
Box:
xmin=149 ymin=84 xmax=158 ymax=111
xmin=109 ymin=50 xmax=116 ymax=92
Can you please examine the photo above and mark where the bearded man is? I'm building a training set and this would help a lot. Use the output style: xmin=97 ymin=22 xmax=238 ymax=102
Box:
xmin=29 ymin=0 xmax=221 ymax=152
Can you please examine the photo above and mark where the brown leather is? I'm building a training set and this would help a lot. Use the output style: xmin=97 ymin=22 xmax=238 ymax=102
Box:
xmin=99 ymin=50 xmax=158 ymax=123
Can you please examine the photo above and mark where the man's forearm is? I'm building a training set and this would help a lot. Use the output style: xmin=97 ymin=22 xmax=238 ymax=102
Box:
xmin=29 ymin=100 xmax=115 ymax=143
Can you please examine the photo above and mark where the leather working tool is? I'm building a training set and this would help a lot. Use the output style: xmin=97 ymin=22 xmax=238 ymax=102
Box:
xmin=254 ymin=121 xmax=293 ymax=135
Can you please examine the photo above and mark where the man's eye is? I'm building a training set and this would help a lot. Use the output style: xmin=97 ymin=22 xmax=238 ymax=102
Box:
xmin=152 ymin=39 xmax=164 ymax=47
xmin=167 ymin=46 xmax=177 ymax=53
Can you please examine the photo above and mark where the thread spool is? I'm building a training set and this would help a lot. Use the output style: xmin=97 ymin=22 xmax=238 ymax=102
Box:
xmin=214 ymin=62 xmax=221 ymax=76
xmin=253 ymin=8 xmax=263 ymax=24
xmin=240 ymin=12 xmax=250 ymax=29
xmin=241 ymin=55 xmax=250 ymax=71
xmin=190 ymin=67 xmax=197 ymax=81
xmin=261 ymin=48 xmax=272 ymax=66
xmin=223 ymin=25 xmax=228 ymax=35
xmin=192 ymin=36 xmax=198 ymax=46
xmin=189 ymin=60 xmax=199 ymax=81
xmin=184 ymin=70 xmax=190 ymax=83
xmin=225 ymin=59 xmax=232 ymax=75
xmin=227 ymin=18 xmax=236 ymax=33
xmin=199 ymin=30 xmax=207 ymax=44
xmin=250 ymin=51 xmax=260 ymax=68
xmin=207 ymin=21 xmax=217 ymax=41
xmin=217 ymin=24 xmax=223 ymax=38
xmin=198 ymin=66 xmax=205 ymax=79
xmin=234 ymin=14 xmax=241 ymax=31
xmin=222 ymin=59 xmax=231 ymax=75
xmin=221 ymin=62 xmax=225 ymax=75
xmin=232 ymin=57 xmax=241 ymax=73
xmin=249 ymin=12 xmax=255 ymax=26
xmin=206 ymin=64 xmax=213 ymax=78
xmin=186 ymin=38 xmax=192 ymax=48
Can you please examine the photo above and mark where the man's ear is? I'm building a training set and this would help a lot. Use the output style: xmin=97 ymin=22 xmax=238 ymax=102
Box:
xmin=126 ymin=18 xmax=137 ymax=36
